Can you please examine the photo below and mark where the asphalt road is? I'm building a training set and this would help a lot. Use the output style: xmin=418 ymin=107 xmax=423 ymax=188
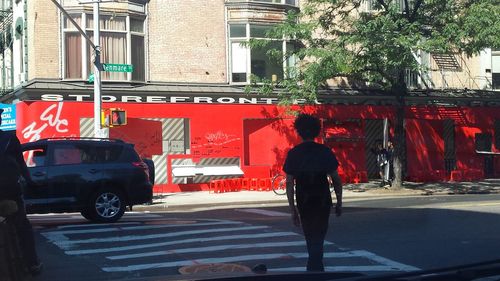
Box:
xmin=29 ymin=194 xmax=500 ymax=281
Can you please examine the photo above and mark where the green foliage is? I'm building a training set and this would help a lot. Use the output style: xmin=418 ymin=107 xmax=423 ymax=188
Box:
xmin=247 ymin=0 xmax=500 ymax=102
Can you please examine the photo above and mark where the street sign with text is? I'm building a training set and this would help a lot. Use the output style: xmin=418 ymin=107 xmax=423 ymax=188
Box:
xmin=102 ymin=63 xmax=134 ymax=73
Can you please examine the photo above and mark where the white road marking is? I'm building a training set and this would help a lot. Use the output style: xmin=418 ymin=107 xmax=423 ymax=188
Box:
xmin=64 ymin=232 xmax=299 ymax=255
xmin=56 ymin=222 xmax=141 ymax=230
xmin=270 ymin=266 xmax=414 ymax=272
xmin=348 ymin=250 xmax=420 ymax=272
xmin=101 ymin=251 xmax=416 ymax=273
xmin=54 ymin=225 xmax=269 ymax=249
xmin=237 ymin=209 xmax=290 ymax=217
xmin=41 ymin=218 xmax=419 ymax=275
xmin=101 ymin=252 xmax=332 ymax=272
xmin=106 ymin=241 xmax=315 ymax=260
xmin=45 ymin=220 xmax=241 ymax=236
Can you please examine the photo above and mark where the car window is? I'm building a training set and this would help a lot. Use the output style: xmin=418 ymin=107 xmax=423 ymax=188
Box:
xmin=95 ymin=145 xmax=123 ymax=163
xmin=24 ymin=146 xmax=48 ymax=168
xmin=53 ymin=144 xmax=85 ymax=165
xmin=120 ymin=144 xmax=141 ymax=162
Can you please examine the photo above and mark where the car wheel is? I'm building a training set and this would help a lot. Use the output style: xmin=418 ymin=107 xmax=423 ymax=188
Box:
xmin=87 ymin=188 xmax=126 ymax=223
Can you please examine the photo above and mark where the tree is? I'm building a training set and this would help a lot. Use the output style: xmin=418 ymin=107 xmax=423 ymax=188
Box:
xmin=249 ymin=0 xmax=500 ymax=188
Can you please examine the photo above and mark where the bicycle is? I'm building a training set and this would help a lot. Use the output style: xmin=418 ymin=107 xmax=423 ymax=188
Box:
xmin=271 ymin=174 xmax=287 ymax=195
xmin=271 ymin=174 xmax=335 ymax=195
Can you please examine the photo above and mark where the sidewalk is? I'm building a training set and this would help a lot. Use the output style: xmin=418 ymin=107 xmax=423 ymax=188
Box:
xmin=134 ymin=179 xmax=500 ymax=212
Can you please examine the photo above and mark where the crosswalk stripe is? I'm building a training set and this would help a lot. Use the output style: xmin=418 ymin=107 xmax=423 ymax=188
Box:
xmin=101 ymin=252 xmax=378 ymax=272
xmin=106 ymin=241 xmax=310 ymax=260
xmin=56 ymin=225 xmax=269 ymax=248
xmin=270 ymin=266 xmax=410 ymax=272
xmin=56 ymin=222 xmax=141 ymax=230
xmin=64 ymin=231 xmax=299 ymax=255
xmin=237 ymin=209 xmax=289 ymax=217
xmin=40 ymin=218 xmax=419 ymax=275
xmin=44 ymin=220 xmax=241 ymax=236
xmin=348 ymin=250 xmax=420 ymax=271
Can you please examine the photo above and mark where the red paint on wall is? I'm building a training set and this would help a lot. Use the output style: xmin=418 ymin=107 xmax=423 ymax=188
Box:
xmin=405 ymin=119 xmax=445 ymax=180
xmin=109 ymin=118 xmax=163 ymax=158
xmin=14 ymin=101 xmax=500 ymax=192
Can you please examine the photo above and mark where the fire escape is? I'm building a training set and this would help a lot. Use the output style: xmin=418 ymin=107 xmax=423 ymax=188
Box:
xmin=431 ymin=53 xmax=482 ymax=89
xmin=0 ymin=0 xmax=12 ymax=96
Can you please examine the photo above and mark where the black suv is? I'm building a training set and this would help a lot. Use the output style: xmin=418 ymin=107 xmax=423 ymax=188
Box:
xmin=21 ymin=138 xmax=153 ymax=223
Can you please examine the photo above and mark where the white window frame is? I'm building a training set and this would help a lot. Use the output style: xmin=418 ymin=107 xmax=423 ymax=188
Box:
xmin=229 ymin=23 xmax=291 ymax=84
xmin=226 ymin=0 xmax=299 ymax=6
xmin=62 ymin=11 xmax=145 ymax=82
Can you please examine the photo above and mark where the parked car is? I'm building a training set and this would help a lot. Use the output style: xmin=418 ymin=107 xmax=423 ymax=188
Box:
xmin=21 ymin=137 xmax=153 ymax=223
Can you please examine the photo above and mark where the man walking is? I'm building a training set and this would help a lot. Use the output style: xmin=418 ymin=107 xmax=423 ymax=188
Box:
xmin=283 ymin=113 xmax=343 ymax=272
xmin=0 ymin=108 xmax=42 ymax=276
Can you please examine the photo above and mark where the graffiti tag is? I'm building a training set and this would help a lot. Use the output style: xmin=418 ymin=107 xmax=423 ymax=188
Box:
xmin=22 ymin=102 xmax=69 ymax=142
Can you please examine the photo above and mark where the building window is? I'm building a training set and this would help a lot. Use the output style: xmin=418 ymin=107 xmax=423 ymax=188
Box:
xmin=229 ymin=23 xmax=294 ymax=83
xmin=492 ymin=54 xmax=500 ymax=89
xmin=63 ymin=13 xmax=145 ymax=82
xmin=63 ymin=15 xmax=83 ymax=79
xmin=364 ymin=0 xmax=413 ymax=12
xmin=226 ymin=0 xmax=298 ymax=5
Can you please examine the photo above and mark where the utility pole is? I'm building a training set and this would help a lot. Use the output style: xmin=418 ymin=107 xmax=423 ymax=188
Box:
xmin=92 ymin=1 xmax=105 ymax=137
xmin=51 ymin=0 xmax=114 ymax=138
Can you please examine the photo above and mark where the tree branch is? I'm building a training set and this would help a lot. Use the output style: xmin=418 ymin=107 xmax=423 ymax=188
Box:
xmin=410 ymin=0 xmax=424 ymax=21
xmin=375 ymin=0 xmax=389 ymax=11
xmin=403 ymin=0 xmax=410 ymax=17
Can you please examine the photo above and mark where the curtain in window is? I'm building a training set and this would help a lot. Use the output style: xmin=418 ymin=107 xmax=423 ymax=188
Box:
xmin=87 ymin=16 xmax=126 ymax=31
xmin=65 ymin=33 xmax=82 ymax=79
xmin=101 ymin=32 xmax=127 ymax=80
xmin=131 ymin=35 xmax=145 ymax=81
xmin=87 ymin=31 xmax=127 ymax=80
xmin=231 ymin=42 xmax=248 ymax=82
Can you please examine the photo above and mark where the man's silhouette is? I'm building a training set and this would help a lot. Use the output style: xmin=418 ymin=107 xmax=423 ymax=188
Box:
xmin=0 ymin=108 xmax=42 ymax=275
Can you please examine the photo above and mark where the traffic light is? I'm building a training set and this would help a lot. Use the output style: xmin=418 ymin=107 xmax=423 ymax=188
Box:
xmin=110 ymin=109 xmax=127 ymax=126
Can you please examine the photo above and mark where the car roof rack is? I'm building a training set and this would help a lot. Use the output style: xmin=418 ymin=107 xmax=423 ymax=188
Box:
xmin=36 ymin=137 xmax=125 ymax=143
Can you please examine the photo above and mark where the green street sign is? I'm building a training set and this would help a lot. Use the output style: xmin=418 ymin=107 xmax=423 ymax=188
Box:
xmin=102 ymin=63 xmax=134 ymax=73
xmin=88 ymin=73 xmax=94 ymax=83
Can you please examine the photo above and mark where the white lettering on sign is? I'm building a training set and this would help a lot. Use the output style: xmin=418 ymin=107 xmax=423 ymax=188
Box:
xmin=22 ymin=102 xmax=69 ymax=142
xmin=121 ymin=96 xmax=142 ymax=102
xmin=68 ymin=94 xmax=91 ymax=102
xmin=38 ymin=94 xmax=282 ymax=104
xmin=102 ymin=95 xmax=118 ymax=102
xmin=41 ymin=94 xmax=64 ymax=101
xmin=170 ymin=97 xmax=190 ymax=103
xmin=217 ymin=97 xmax=236 ymax=104
xmin=194 ymin=97 xmax=213 ymax=103
xmin=146 ymin=96 xmax=167 ymax=103
xmin=238 ymin=98 xmax=257 ymax=104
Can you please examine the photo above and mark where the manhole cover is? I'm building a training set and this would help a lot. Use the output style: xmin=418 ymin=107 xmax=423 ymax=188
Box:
xmin=179 ymin=263 xmax=251 ymax=275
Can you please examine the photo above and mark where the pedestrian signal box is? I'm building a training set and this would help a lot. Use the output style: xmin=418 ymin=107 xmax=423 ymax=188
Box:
xmin=101 ymin=108 xmax=127 ymax=127
xmin=110 ymin=109 xmax=127 ymax=126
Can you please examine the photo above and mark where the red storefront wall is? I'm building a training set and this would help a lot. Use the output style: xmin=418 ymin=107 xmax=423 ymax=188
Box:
xmin=15 ymin=101 xmax=500 ymax=192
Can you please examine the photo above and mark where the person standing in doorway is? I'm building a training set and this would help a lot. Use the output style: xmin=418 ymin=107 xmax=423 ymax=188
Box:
xmin=372 ymin=140 xmax=389 ymax=187
xmin=0 ymin=108 xmax=43 ymax=276
xmin=386 ymin=140 xmax=395 ymax=186
xmin=283 ymin=113 xmax=343 ymax=272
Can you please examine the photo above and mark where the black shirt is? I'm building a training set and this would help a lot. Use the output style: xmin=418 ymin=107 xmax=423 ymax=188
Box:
xmin=283 ymin=141 xmax=339 ymax=210
xmin=0 ymin=130 xmax=27 ymax=198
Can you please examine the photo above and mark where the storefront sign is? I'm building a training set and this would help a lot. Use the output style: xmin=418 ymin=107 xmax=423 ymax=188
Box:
xmin=0 ymin=104 xmax=16 ymax=131
xmin=30 ymin=93 xmax=500 ymax=107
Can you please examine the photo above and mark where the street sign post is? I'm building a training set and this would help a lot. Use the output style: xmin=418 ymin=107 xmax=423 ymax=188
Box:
xmin=51 ymin=0 xmax=122 ymax=138
xmin=102 ymin=64 xmax=134 ymax=73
